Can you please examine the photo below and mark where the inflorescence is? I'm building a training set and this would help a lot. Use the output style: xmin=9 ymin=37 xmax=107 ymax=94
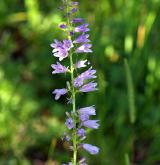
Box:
xmin=50 ymin=1 xmax=99 ymax=164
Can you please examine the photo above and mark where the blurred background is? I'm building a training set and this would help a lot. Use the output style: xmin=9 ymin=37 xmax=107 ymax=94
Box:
xmin=0 ymin=0 xmax=160 ymax=164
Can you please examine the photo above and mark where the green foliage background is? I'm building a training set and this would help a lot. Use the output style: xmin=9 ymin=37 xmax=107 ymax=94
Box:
xmin=0 ymin=0 xmax=160 ymax=164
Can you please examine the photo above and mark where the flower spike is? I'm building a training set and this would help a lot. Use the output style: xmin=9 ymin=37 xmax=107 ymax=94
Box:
xmin=50 ymin=1 xmax=99 ymax=164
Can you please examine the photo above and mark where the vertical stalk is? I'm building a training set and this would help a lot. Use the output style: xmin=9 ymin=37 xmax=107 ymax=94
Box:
xmin=66 ymin=0 xmax=77 ymax=164
xmin=124 ymin=58 xmax=136 ymax=164
xmin=124 ymin=153 xmax=131 ymax=165
xmin=70 ymin=55 xmax=77 ymax=165
xmin=124 ymin=58 xmax=136 ymax=124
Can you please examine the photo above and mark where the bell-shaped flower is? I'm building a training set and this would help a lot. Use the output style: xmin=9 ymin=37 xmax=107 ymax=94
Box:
xmin=82 ymin=143 xmax=99 ymax=155
xmin=51 ymin=62 xmax=68 ymax=74
xmin=82 ymin=120 xmax=99 ymax=129
xmin=74 ymin=23 xmax=90 ymax=33
xmin=75 ymin=60 xmax=87 ymax=69
xmin=79 ymin=81 xmax=97 ymax=92
xmin=65 ymin=117 xmax=74 ymax=130
xmin=76 ymin=43 xmax=92 ymax=53
xmin=78 ymin=106 xmax=96 ymax=116
xmin=52 ymin=88 xmax=67 ymax=100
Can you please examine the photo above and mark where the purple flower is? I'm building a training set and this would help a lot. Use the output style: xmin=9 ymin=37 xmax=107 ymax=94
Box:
xmin=79 ymin=82 xmax=97 ymax=92
xmin=63 ymin=39 xmax=73 ymax=50
xmin=67 ymin=97 xmax=73 ymax=104
xmin=59 ymin=24 xmax=66 ymax=29
xmin=73 ymin=34 xmax=90 ymax=43
xmin=71 ymin=8 xmax=78 ymax=13
xmin=75 ymin=60 xmax=87 ymax=69
xmin=81 ymin=162 xmax=87 ymax=165
xmin=80 ymin=163 xmax=87 ymax=165
xmin=80 ymin=162 xmax=87 ymax=165
xmin=71 ymin=2 xmax=79 ymax=6
xmin=53 ymin=49 xmax=68 ymax=61
xmin=82 ymin=120 xmax=99 ymax=129
xmin=65 ymin=117 xmax=74 ymax=129
xmin=79 ymin=158 xmax=87 ymax=165
xmin=62 ymin=162 xmax=72 ymax=165
xmin=74 ymin=77 xmax=84 ymax=87
xmin=52 ymin=88 xmax=67 ymax=100
xmin=51 ymin=62 xmax=68 ymax=74
xmin=78 ymin=128 xmax=86 ymax=137
xmin=79 ymin=113 xmax=89 ymax=121
xmin=51 ymin=39 xmax=63 ymax=49
xmin=70 ymin=31 xmax=74 ymax=36
xmin=79 ymin=106 xmax=96 ymax=122
xmin=51 ymin=39 xmax=66 ymax=57
xmin=51 ymin=39 xmax=73 ymax=61
xmin=79 ymin=68 xmax=96 ymax=79
xmin=66 ymin=135 xmax=70 ymax=141
xmin=76 ymin=43 xmax=92 ymax=53
xmin=74 ymin=68 xmax=96 ymax=87
xmin=72 ymin=18 xmax=84 ymax=23
xmin=82 ymin=143 xmax=99 ymax=155
xmin=74 ymin=23 xmax=90 ymax=33
xmin=78 ymin=106 xmax=96 ymax=116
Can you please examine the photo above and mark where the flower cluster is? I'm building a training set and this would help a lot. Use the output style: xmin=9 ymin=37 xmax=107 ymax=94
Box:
xmin=50 ymin=1 xmax=99 ymax=164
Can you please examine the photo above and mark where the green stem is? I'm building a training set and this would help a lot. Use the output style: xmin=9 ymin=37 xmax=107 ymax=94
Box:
xmin=66 ymin=0 xmax=77 ymax=164
xmin=70 ymin=52 xmax=77 ymax=165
